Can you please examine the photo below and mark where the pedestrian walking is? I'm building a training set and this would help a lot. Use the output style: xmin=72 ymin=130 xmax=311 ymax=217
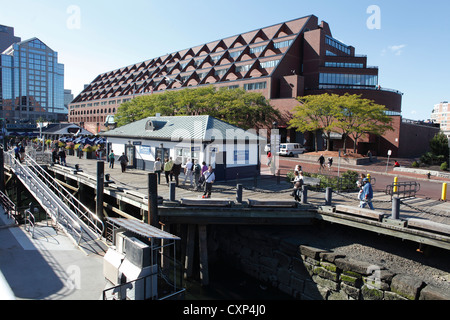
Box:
xmin=327 ymin=157 xmax=333 ymax=171
xmin=183 ymin=159 xmax=194 ymax=187
xmin=58 ymin=148 xmax=67 ymax=166
xmin=118 ymin=152 xmax=129 ymax=173
xmin=318 ymin=154 xmax=325 ymax=172
xmin=359 ymin=178 xmax=374 ymax=210
xmin=172 ymin=157 xmax=182 ymax=187
xmin=164 ymin=157 xmax=174 ymax=184
xmin=202 ymin=166 xmax=215 ymax=199
xmin=109 ymin=150 xmax=115 ymax=168
xmin=193 ymin=160 xmax=201 ymax=190
xmin=154 ymin=157 xmax=162 ymax=184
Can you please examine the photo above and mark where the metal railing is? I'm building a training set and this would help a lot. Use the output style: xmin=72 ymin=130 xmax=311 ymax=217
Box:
xmin=0 ymin=190 xmax=19 ymax=224
xmin=385 ymin=181 xmax=420 ymax=200
xmin=24 ymin=154 xmax=104 ymax=239
xmin=24 ymin=209 xmax=36 ymax=238
xmin=4 ymin=152 xmax=102 ymax=244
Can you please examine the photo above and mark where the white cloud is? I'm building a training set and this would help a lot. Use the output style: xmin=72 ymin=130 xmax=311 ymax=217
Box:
xmin=388 ymin=44 xmax=407 ymax=56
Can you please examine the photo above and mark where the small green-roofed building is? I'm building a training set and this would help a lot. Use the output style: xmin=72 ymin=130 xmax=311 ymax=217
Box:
xmin=100 ymin=115 xmax=265 ymax=181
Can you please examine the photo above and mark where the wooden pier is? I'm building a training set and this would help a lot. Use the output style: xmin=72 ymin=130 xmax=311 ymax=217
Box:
xmin=28 ymin=158 xmax=450 ymax=285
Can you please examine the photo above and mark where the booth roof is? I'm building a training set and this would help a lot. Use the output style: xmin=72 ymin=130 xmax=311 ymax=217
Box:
xmin=100 ymin=115 xmax=264 ymax=142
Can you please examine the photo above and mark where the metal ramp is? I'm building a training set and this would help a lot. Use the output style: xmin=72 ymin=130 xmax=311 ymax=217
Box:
xmin=5 ymin=152 xmax=107 ymax=255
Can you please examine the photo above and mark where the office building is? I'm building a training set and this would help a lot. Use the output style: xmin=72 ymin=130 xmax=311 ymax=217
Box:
xmin=0 ymin=26 xmax=66 ymax=124
xmin=431 ymin=101 xmax=450 ymax=136
xmin=69 ymin=15 xmax=436 ymax=157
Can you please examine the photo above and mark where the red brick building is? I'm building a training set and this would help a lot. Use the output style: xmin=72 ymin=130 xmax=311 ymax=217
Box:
xmin=69 ymin=15 xmax=438 ymax=157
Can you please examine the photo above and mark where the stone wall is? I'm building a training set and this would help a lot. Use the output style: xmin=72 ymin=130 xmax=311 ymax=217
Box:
xmin=210 ymin=225 xmax=449 ymax=300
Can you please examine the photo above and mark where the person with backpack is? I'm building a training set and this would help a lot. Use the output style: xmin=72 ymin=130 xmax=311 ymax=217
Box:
xmin=109 ymin=150 xmax=115 ymax=169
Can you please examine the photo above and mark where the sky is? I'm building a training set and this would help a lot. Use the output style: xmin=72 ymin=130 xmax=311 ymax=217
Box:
xmin=1 ymin=0 xmax=449 ymax=121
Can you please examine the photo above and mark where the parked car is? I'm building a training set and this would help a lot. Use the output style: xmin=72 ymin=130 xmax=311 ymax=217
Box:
xmin=277 ymin=143 xmax=305 ymax=157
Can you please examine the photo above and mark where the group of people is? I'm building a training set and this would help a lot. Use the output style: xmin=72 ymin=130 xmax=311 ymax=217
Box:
xmin=152 ymin=157 xmax=216 ymax=198
xmin=318 ymin=154 xmax=333 ymax=172
xmin=107 ymin=150 xmax=129 ymax=173
xmin=51 ymin=147 xmax=67 ymax=166
xmin=290 ymin=161 xmax=375 ymax=210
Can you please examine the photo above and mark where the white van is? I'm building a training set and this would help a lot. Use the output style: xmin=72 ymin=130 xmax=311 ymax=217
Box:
xmin=277 ymin=143 xmax=305 ymax=157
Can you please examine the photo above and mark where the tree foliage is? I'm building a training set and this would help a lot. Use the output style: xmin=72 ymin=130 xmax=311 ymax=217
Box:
xmin=289 ymin=93 xmax=393 ymax=152
xmin=115 ymin=86 xmax=280 ymax=130
xmin=429 ymin=132 xmax=449 ymax=159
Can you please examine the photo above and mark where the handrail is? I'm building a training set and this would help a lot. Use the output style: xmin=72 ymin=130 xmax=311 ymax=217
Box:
xmin=24 ymin=209 xmax=35 ymax=238
xmin=4 ymin=152 xmax=88 ymax=244
xmin=23 ymin=153 xmax=104 ymax=239
xmin=0 ymin=190 xmax=18 ymax=223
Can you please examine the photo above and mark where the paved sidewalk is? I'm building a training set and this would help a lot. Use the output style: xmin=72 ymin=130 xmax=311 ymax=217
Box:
xmin=0 ymin=207 xmax=108 ymax=300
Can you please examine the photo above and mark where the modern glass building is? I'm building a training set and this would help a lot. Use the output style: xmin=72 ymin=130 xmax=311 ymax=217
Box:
xmin=0 ymin=37 xmax=66 ymax=124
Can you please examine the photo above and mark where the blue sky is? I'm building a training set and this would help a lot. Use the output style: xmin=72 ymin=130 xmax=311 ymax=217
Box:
xmin=1 ymin=0 xmax=449 ymax=121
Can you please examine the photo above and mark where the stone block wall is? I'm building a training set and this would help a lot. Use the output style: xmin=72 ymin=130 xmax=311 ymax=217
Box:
xmin=211 ymin=226 xmax=449 ymax=300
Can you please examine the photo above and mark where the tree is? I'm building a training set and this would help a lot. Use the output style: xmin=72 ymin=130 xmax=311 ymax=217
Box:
xmin=334 ymin=94 xmax=393 ymax=153
xmin=115 ymin=86 xmax=280 ymax=130
xmin=289 ymin=93 xmax=393 ymax=153
xmin=430 ymin=132 xmax=449 ymax=160
xmin=288 ymin=94 xmax=341 ymax=151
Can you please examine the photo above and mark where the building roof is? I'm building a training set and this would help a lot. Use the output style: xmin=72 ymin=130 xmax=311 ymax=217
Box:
xmin=42 ymin=123 xmax=93 ymax=136
xmin=72 ymin=15 xmax=314 ymax=104
xmin=101 ymin=115 xmax=263 ymax=142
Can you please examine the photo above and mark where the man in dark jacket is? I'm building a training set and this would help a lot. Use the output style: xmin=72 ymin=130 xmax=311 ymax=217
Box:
xmin=118 ymin=153 xmax=129 ymax=173
xmin=172 ymin=157 xmax=182 ymax=187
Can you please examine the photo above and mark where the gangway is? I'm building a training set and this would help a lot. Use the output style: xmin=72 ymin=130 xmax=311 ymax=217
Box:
xmin=4 ymin=152 xmax=106 ymax=255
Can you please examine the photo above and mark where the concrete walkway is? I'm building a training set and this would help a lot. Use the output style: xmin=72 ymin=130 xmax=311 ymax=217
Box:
xmin=0 ymin=207 xmax=109 ymax=300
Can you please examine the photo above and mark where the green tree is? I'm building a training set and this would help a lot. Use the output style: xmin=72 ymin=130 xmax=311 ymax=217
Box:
xmin=334 ymin=94 xmax=393 ymax=153
xmin=289 ymin=93 xmax=393 ymax=153
xmin=288 ymin=94 xmax=340 ymax=151
xmin=430 ymin=132 xmax=449 ymax=160
xmin=115 ymin=86 xmax=280 ymax=130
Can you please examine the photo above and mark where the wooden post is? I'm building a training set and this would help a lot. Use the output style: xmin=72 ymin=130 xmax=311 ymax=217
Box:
xmin=236 ymin=184 xmax=243 ymax=203
xmin=148 ymin=173 xmax=159 ymax=228
xmin=184 ymin=224 xmax=195 ymax=280
xmin=198 ymin=224 xmax=209 ymax=286
xmin=96 ymin=161 xmax=104 ymax=220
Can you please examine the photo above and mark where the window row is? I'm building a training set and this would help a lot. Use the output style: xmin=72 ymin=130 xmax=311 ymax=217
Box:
xmin=325 ymin=36 xmax=351 ymax=55
xmin=319 ymin=73 xmax=378 ymax=86
xmin=324 ymin=62 xmax=363 ymax=69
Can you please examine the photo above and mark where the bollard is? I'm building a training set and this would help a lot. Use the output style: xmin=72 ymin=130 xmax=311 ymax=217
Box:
xmin=236 ymin=184 xmax=243 ymax=203
xmin=169 ymin=182 xmax=176 ymax=201
xmin=367 ymin=173 xmax=371 ymax=183
xmin=277 ymin=170 xmax=280 ymax=185
xmin=393 ymin=177 xmax=398 ymax=194
xmin=301 ymin=185 xmax=308 ymax=204
xmin=325 ymin=187 xmax=332 ymax=206
xmin=391 ymin=196 xmax=400 ymax=220
xmin=253 ymin=173 xmax=258 ymax=188
xmin=442 ymin=183 xmax=447 ymax=201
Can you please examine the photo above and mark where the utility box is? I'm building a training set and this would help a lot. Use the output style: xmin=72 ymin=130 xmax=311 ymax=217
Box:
xmin=103 ymin=248 xmax=125 ymax=286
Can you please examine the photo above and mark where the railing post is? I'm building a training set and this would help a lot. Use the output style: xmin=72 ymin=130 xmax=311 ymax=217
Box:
xmin=169 ymin=182 xmax=176 ymax=201
xmin=301 ymin=185 xmax=308 ymax=204
xmin=236 ymin=184 xmax=243 ymax=203
xmin=148 ymin=173 xmax=159 ymax=228
xmin=96 ymin=161 xmax=105 ymax=220
xmin=325 ymin=187 xmax=332 ymax=206
xmin=391 ymin=196 xmax=401 ymax=220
